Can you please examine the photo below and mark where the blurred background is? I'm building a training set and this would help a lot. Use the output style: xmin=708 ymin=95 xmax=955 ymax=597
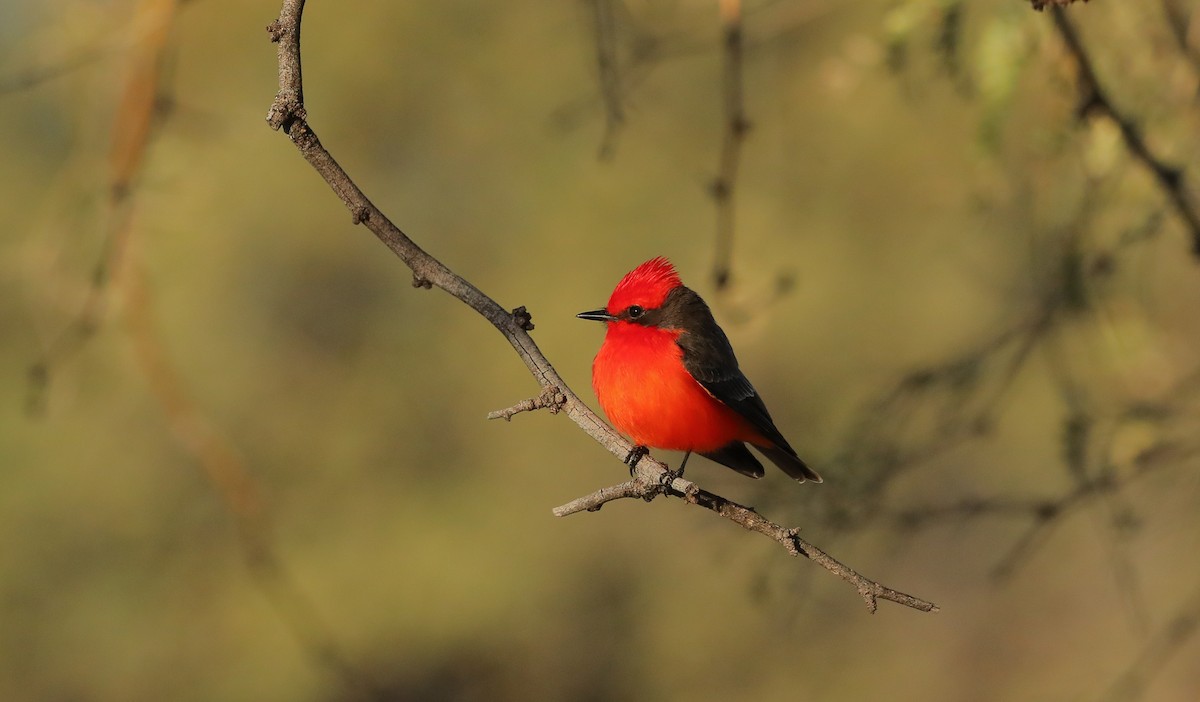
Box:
xmin=3 ymin=0 xmax=1200 ymax=700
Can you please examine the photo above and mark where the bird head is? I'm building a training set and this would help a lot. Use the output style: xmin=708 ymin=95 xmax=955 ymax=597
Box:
xmin=577 ymin=257 xmax=683 ymax=325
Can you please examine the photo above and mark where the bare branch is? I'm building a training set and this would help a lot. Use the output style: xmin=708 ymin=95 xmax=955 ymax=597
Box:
xmin=266 ymin=0 xmax=628 ymax=464
xmin=555 ymin=460 xmax=940 ymax=613
xmin=266 ymin=0 xmax=937 ymax=615
xmin=551 ymin=475 xmax=654 ymax=516
xmin=1052 ymin=7 xmax=1200 ymax=259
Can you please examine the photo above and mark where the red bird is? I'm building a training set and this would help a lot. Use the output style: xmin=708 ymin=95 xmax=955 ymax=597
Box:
xmin=578 ymin=257 xmax=821 ymax=483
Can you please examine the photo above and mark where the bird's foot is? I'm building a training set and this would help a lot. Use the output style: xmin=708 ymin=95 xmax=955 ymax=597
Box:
xmin=655 ymin=452 xmax=689 ymax=494
xmin=624 ymin=445 xmax=649 ymax=476
xmin=658 ymin=467 xmax=683 ymax=493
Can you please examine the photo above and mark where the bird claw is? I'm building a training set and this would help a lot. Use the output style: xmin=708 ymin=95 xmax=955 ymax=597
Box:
xmin=624 ymin=445 xmax=648 ymax=476
xmin=622 ymin=446 xmax=685 ymax=494
xmin=658 ymin=467 xmax=683 ymax=493
xmin=656 ymin=451 xmax=688 ymax=493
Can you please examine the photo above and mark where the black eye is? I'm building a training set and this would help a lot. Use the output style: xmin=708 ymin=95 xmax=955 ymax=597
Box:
xmin=627 ymin=305 xmax=645 ymax=319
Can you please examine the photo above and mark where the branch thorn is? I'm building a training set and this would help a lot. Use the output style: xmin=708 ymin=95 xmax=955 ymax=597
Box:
xmin=511 ymin=305 xmax=535 ymax=331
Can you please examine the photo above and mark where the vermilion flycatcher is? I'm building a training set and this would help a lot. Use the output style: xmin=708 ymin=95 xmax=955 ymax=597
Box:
xmin=578 ymin=257 xmax=821 ymax=483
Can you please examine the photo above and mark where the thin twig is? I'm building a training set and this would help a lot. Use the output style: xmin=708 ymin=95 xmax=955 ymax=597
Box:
xmin=488 ymin=385 xmax=567 ymax=420
xmin=266 ymin=0 xmax=937 ymax=614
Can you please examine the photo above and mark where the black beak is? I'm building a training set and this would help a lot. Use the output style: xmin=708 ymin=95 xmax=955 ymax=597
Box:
xmin=576 ymin=308 xmax=616 ymax=322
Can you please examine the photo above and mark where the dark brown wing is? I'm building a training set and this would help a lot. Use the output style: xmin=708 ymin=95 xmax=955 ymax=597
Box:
xmin=664 ymin=287 xmax=821 ymax=483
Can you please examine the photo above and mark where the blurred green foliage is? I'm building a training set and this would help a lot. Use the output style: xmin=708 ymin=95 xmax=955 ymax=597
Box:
xmin=2 ymin=1 xmax=1200 ymax=701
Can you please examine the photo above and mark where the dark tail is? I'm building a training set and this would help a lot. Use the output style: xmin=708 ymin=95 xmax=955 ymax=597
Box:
xmin=701 ymin=443 xmax=766 ymax=479
xmin=758 ymin=445 xmax=822 ymax=483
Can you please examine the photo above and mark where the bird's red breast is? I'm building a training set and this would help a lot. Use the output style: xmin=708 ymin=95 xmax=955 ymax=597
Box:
xmin=591 ymin=259 xmax=765 ymax=452
xmin=581 ymin=257 xmax=821 ymax=482
xmin=593 ymin=322 xmax=764 ymax=452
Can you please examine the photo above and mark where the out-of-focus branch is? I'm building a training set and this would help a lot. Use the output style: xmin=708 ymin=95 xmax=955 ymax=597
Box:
xmin=26 ymin=1 xmax=380 ymax=696
xmin=588 ymin=0 xmax=625 ymax=159
xmin=1100 ymin=583 xmax=1200 ymax=702
xmin=123 ymin=250 xmax=381 ymax=698
xmin=26 ymin=0 xmax=177 ymax=414
xmin=711 ymin=0 xmax=748 ymax=289
xmin=891 ymin=416 xmax=1200 ymax=579
xmin=26 ymin=197 xmax=135 ymax=415
xmin=1052 ymin=7 xmax=1200 ymax=259
xmin=267 ymin=0 xmax=937 ymax=614
xmin=0 ymin=47 xmax=105 ymax=95
xmin=1031 ymin=0 xmax=1090 ymax=10
xmin=1161 ymin=0 xmax=1200 ymax=75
